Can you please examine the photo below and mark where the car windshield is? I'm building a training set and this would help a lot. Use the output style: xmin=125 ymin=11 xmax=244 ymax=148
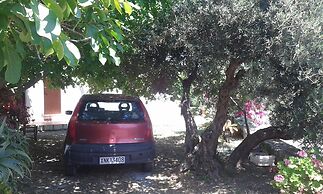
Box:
xmin=78 ymin=100 xmax=144 ymax=122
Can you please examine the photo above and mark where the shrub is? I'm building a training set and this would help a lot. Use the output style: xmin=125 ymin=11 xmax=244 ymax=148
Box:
xmin=0 ymin=118 xmax=32 ymax=193
xmin=272 ymin=149 xmax=323 ymax=193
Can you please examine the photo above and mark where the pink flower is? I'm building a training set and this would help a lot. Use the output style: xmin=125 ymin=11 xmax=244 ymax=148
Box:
xmin=297 ymin=150 xmax=308 ymax=158
xmin=312 ymin=159 xmax=323 ymax=170
xmin=274 ymin=174 xmax=285 ymax=183
xmin=284 ymin=159 xmax=291 ymax=166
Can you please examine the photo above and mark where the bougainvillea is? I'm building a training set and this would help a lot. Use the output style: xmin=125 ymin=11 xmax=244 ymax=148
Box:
xmin=234 ymin=99 xmax=270 ymax=129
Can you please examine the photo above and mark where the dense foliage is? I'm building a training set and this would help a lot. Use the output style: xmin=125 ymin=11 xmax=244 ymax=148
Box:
xmin=118 ymin=0 xmax=322 ymax=178
xmin=0 ymin=118 xmax=31 ymax=193
xmin=122 ymin=0 xmax=323 ymax=147
xmin=0 ymin=0 xmax=136 ymax=90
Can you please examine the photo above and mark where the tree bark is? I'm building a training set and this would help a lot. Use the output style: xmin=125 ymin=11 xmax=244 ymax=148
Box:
xmin=180 ymin=65 xmax=199 ymax=154
xmin=226 ymin=126 xmax=292 ymax=173
xmin=190 ymin=60 xmax=244 ymax=177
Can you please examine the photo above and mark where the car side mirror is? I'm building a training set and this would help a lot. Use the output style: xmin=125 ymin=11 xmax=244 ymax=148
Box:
xmin=65 ymin=110 xmax=73 ymax=115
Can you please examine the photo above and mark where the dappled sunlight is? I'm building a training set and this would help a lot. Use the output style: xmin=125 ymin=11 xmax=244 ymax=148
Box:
xmin=17 ymin=130 xmax=277 ymax=193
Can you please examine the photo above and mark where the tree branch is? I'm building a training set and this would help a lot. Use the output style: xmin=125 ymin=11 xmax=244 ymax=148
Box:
xmin=226 ymin=125 xmax=291 ymax=172
xmin=15 ymin=70 xmax=49 ymax=95
xmin=230 ymin=97 xmax=250 ymax=135
xmin=62 ymin=23 xmax=85 ymax=38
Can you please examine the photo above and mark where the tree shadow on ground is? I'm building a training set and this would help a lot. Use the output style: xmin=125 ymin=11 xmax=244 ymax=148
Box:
xmin=17 ymin=130 xmax=278 ymax=193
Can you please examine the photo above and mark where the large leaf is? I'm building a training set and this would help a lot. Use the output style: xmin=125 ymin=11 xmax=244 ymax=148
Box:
xmin=123 ymin=1 xmax=132 ymax=15
xmin=14 ymin=33 xmax=26 ymax=58
xmin=43 ymin=0 xmax=64 ymax=20
xmin=0 ymin=166 xmax=10 ymax=182
xmin=41 ymin=38 xmax=54 ymax=57
xmin=114 ymin=0 xmax=122 ymax=13
xmin=29 ymin=22 xmax=42 ymax=44
xmin=11 ymin=4 xmax=34 ymax=22
xmin=109 ymin=29 xmax=123 ymax=42
xmin=0 ymin=150 xmax=11 ymax=159
xmin=62 ymin=40 xmax=80 ymax=66
xmin=86 ymin=25 xmax=99 ymax=52
xmin=0 ymin=159 xmax=24 ymax=177
xmin=30 ymin=0 xmax=61 ymax=42
xmin=2 ymin=40 xmax=22 ymax=84
xmin=13 ymin=150 xmax=32 ymax=163
xmin=53 ymin=39 xmax=64 ymax=60
xmin=0 ymin=14 xmax=8 ymax=30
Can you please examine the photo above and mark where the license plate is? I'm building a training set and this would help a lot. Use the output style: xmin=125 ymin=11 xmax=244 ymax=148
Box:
xmin=99 ymin=156 xmax=125 ymax=164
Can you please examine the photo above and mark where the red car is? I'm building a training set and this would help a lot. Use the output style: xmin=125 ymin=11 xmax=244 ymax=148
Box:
xmin=63 ymin=94 xmax=155 ymax=175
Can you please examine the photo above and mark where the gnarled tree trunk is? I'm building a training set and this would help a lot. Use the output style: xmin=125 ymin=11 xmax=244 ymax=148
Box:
xmin=189 ymin=60 xmax=244 ymax=177
xmin=226 ymin=126 xmax=292 ymax=173
xmin=181 ymin=65 xmax=199 ymax=154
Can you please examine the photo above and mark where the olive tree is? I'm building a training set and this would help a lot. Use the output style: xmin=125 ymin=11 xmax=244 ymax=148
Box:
xmin=122 ymin=0 xmax=322 ymax=177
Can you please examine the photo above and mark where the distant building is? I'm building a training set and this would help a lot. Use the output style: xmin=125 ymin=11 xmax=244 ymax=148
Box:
xmin=25 ymin=80 xmax=88 ymax=129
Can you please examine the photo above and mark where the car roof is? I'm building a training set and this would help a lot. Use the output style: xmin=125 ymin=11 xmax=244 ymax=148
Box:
xmin=80 ymin=94 xmax=140 ymax=101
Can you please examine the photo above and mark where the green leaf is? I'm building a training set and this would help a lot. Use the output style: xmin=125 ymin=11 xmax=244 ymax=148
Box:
xmin=123 ymin=1 xmax=132 ymax=15
xmin=97 ymin=9 xmax=107 ymax=21
xmin=0 ymin=150 xmax=11 ymax=159
xmin=66 ymin=0 xmax=77 ymax=11
xmin=43 ymin=0 xmax=64 ymax=20
xmin=0 ymin=14 xmax=8 ymax=30
xmin=0 ymin=166 xmax=10 ymax=182
xmin=41 ymin=38 xmax=54 ymax=57
xmin=109 ymin=29 xmax=123 ymax=41
xmin=0 ymin=46 xmax=4 ymax=71
xmin=19 ymin=31 xmax=31 ymax=42
xmin=78 ymin=0 xmax=94 ymax=7
xmin=14 ymin=33 xmax=26 ymax=58
xmin=86 ymin=25 xmax=99 ymax=52
xmin=14 ymin=150 xmax=32 ymax=163
xmin=60 ymin=1 xmax=71 ymax=18
xmin=0 ymin=159 xmax=24 ymax=177
xmin=30 ymin=0 xmax=61 ymax=42
xmin=66 ymin=0 xmax=80 ymax=18
xmin=2 ymin=39 xmax=22 ymax=84
xmin=101 ymin=0 xmax=111 ymax=8
xmin=11 ymin=4 xmax=34 ymax=21
xmin=62 ymin=40 xmax=80 ymax=66
xmin=29 ymin=23 xmax=42 ymax=44
xmin=53 ymin=39 xmax=64 ymax=60
xmin=114 ymin=0 xmax=122 ymax=14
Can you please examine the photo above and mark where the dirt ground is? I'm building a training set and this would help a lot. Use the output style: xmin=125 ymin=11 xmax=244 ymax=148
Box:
xmin=17 ymin=130 xmax=278 ymax=194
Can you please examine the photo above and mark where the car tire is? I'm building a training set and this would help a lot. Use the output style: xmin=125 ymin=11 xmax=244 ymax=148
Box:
xmin=142 ymin=162 xmax=153 ymax=172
